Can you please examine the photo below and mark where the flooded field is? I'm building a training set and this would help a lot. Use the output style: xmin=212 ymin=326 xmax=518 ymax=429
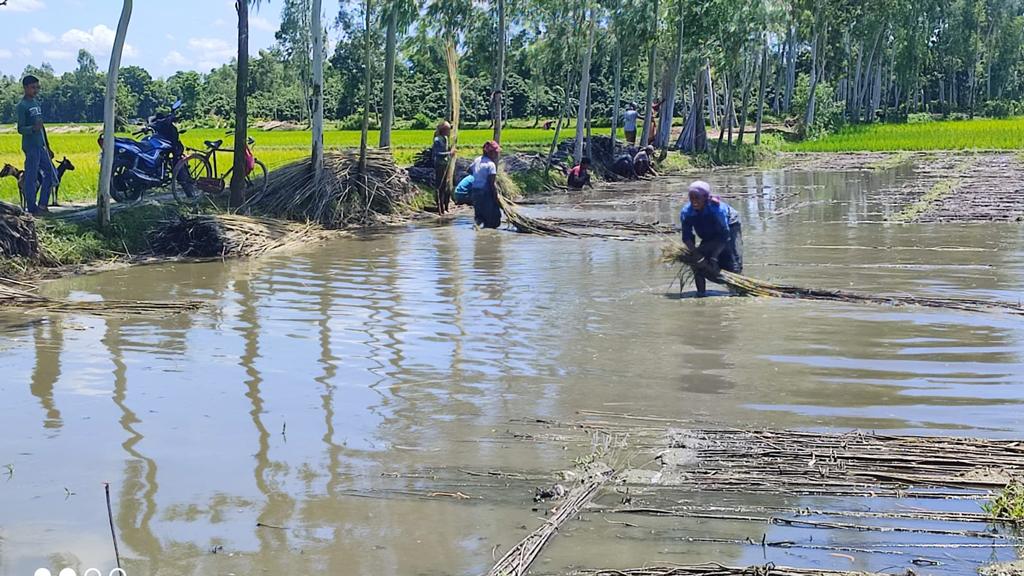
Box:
xmin=2 ymin=160 xmax=1023 ymax=575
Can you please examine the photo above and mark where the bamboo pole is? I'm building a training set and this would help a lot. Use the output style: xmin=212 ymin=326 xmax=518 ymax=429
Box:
xmin=311 ymin=0 xmax=324 ymax=181
xmin=97 ymin=0 xmax=132 ymax=229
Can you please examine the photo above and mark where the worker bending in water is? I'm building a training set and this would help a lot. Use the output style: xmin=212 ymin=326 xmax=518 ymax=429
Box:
xmin=680 ymin=180 xmax=743 ymax=296
xmin=633 ymin=145 xmax=658 ymax=178
xmin=566 ymin=157 xmax=593 ymax=190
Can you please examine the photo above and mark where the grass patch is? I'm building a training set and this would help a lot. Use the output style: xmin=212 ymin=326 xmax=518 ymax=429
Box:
xmin=1 ymin=204 xmax=176 ymax=276
xmin=983 ymin=478 xmax=1024 ymax=521
xmin=0 ymin=127 xmax=608 ymax=204
xmin=866 ymin=151 xmax=914 ymax=171
xmin=786 ymin=117 xmax=1024 ymax=152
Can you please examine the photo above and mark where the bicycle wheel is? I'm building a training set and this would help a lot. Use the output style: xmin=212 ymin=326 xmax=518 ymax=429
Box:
xmin=171 ymin=154 xmax=213 ymax=202
xmin=246 ymin=159 xmax=268 ymax=197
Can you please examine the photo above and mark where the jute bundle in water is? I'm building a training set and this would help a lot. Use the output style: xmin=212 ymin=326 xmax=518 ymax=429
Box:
xmin=662 ymin=242 xmax=1024 ymax=316
xmin=149 ymin=213 xmax=333 ymax=258
xmin=0 ymin=281 xmax=201 ymax=316
xmin=244 ymin=150 xmax=416 ymax=228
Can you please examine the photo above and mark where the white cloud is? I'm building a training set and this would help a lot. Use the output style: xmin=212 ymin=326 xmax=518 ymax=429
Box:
xmin=162 ymin=50 xmax=190 ymax=68
xmin=250 ymin=16 xmax=275 ymax=32
xmin=60 ymin=25 xmax=137 ymax=58
xmin=165 ymin=33 xmax=176 ymax=41
xmin=17 ymin=48 xmax=32 ymax=57
xmin=0 ymin=49 xmax=12 ymax=60
xmin=43 ymin=49 xmax=73 ymax=60
xmin=20 ymin=27 xmax=54 ymax=44
xmin=4 ymin=0 xmax=46 ymax=12
xmin=196 ymin=61 xmax=220 ymax=72
xmin=188 ymin=37 xmax=235 ymax=62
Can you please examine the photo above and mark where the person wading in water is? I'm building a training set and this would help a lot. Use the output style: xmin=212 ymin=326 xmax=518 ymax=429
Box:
xmin=432 ymin=121 xmax=455 ymax=213
xmin=470 ymin=141 xmax=502 ymax=229
xmin=680 ymin=180 xmax=743 ymax=296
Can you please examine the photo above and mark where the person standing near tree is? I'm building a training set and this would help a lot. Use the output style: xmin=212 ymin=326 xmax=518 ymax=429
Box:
xmin=432 ymin=121 xmax=455 ymax=212
xmin=16 ymin=75 xmax=56 ymax=216
xmin=623 ymin=103 xmax=639 ymax=145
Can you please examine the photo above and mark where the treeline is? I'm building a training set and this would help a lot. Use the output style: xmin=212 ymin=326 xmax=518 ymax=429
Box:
xmin=3 ymin=0 xmax=1024 ymax=139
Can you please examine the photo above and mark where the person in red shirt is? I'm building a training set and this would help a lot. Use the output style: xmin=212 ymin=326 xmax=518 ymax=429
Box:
xmin=567 ymin=158 xmax=593 ymax=190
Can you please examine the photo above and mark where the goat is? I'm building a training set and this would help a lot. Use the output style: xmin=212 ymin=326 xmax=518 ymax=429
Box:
xmin=0 ymin=157 xmax=74 ymax=209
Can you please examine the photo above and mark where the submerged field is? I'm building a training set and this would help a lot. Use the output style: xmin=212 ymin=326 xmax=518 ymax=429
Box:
xmin=786 ymin=116 xmax=1024 ymax=151
xmin=0 ymin=126 xmax=603 ymax=204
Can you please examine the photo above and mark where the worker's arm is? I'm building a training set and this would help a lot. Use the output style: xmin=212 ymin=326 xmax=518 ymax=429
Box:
xmin=681 ymin=211 xmax=696 ymax=250
xmin=488 ymin=173 xmax=498 ymax=201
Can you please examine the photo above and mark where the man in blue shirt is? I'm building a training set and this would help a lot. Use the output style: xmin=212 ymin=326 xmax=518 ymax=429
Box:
xmin=16 ymin=75 xmax=56 ymax=215
xmin=679 ymin=180 xmax=743 ymax=296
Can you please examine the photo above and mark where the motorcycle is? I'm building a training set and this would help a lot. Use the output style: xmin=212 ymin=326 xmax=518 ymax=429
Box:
xmin=98 ymin=99 xmax=187 ymax=202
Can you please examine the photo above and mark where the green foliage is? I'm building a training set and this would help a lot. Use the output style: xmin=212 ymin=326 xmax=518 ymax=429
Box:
xmin=983 ymin=479 xmax=1024 ymax=521
xmin=785 ymin=117 xmax=1024 ymax=151
xmin=981 ymin=100 xmax=1018 ymax=119
xmin=793 ymin=77 xmax=844 ymax=138
xmin=34 ymin=204 xmax=172 ymax=266
xmin=410 ymin=112 xmax=433 ymax=129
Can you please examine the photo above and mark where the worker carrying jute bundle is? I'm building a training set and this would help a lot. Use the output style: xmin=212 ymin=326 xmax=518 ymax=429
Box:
xmin=679 ymin=180 xmax=743 ymax=296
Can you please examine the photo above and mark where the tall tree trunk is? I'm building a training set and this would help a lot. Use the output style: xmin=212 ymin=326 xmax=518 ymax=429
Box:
xmin=492 ymin=0 xmax=506 ymax=143
xmin=677 ymin=67 xmax=707 ymax=153
xmin=573 ymin=7 xmax=596 ymax=164
xmin=585 ymin=84 xmax=593 ymax=157
xmin=772 ymin=44 xmax=783 ymax=115
xmin=230 ymin=0 xmax=250 ymax=209
xmin=380 ymin=8 xmax=397 ymax=148
xmin=784 ymin=22 xmax=797 ymax=113
xmin=311 ymin=0 xmax=324 ymax=181
xmin=547 ymin=74 xmax=573 ymax=168
xmin=804 ymin=24 xmax=820 ymax=132
xmin=656 ymin=0 xmax=684 ymax=150
xmin=737 ymin=53 xmax=754 ymax=146
xmin=717 ymin=72 xmax=731 ymax=151
xmin=755 ymin=38 xmax=768 ymax=145
xmin=358 ymin=0 xmax=371 ymax=173
xmin=706 ymin=63 xmax=718 ymax=129
xmin=97 ymin=0 xmax=132 ymax=228
xmin=610 ymin=41 xmax=622 ymax=149
xmin=640 ymin=0 xmax=660 ymax=146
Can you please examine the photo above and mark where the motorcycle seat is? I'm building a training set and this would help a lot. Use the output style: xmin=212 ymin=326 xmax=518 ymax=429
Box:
xmin=205 ymin=139 xmax=224 ymax=150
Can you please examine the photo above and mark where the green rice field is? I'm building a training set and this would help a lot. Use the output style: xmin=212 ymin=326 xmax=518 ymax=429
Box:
xmin=785 ymin=116 xmax=1024 ymax=152
xmin=0 ymin=127 xmax=600 ymax=204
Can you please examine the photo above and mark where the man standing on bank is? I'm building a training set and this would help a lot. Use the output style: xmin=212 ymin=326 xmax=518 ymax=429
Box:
xmin=17 ymin=75 xmax=56 ymax=216
xmin=680 ymin=180 xmax=743 ymax=296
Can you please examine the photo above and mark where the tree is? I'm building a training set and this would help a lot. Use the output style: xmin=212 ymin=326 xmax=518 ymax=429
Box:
xmin=492 ymin=0 xmax=507 ymax=142
xmin=379 ymin=0 xmax=418 ymax=148
xmin=311 ymin=0 xmax=324 ymax=181
xmin=230 ymin=0 xmax=266 ymax=209
xmin=98 ymin=0 xmax=133 ymax=228
xmin=640 ymin=0 xmax=660 ymax=146
xmin=276 ymin=0 xmax=312 ymax=121
xmin=359 ymin=0 xmax=372 ymax=173
xmin=573 ymin=4 xmax=596 ymax=163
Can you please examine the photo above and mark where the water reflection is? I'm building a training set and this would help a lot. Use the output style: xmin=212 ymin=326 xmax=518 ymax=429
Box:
xmin=0 ymin=165 xmax=1022 ymax=575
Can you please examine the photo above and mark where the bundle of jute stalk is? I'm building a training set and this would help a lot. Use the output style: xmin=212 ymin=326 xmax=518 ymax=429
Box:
xmin=149 ymin=213 xmax=334 ymax=258
xmin=0 ymin=201 xmax=49 ymax=260
xmin=244 ymin=150 xmax=415 ymax=228
xmin=661 ymin=242 xmax=1024 ymax=316
xmin=0 ymin=279 xmax=201 ymax=316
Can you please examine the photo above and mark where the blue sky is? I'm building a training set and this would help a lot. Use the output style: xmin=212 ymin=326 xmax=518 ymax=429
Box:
xmin=0 ymin=0 xmax=342 ymax=78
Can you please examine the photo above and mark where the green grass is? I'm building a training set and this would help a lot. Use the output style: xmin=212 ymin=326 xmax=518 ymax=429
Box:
xmin=983 ymin=479 xmax=1024 ymax=521
xmin=785 ymin=117 xmax=1024 ymax=152
xmin=0 ymin=126 xmax=606 ymax=204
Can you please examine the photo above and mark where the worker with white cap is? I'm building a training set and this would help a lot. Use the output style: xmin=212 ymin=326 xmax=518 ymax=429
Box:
xmin=679 ymin=180 xmax=743 ymax=296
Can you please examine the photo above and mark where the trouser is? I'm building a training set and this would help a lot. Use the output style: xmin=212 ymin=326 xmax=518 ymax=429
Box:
xmin=434 ymin=164 xmax=450 ymax=213
xmin=625 ymin=130 xmax=637 ymax=144
xmin=694 ymin=223 xmax=743 ymax=293
xmin=23 ymin=145 xmax=54 ymax=213
xmin=567 ymin=173 xmax=587 ymax=189
xmin=473 ymin=189 xmax=501 ymax=229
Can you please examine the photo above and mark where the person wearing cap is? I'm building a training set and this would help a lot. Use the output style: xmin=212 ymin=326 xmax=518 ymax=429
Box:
xmin=680 ymin=180 xmax=743 ymax=296
xmin=623 ymin=103 xmax=639 ymax=145
xmin=470 ymin=140 xmax=502 ymax=228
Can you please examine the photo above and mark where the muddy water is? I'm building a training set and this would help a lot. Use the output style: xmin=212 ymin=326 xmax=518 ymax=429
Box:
xmin=2 ymin=164 xmax=1023 ymax=576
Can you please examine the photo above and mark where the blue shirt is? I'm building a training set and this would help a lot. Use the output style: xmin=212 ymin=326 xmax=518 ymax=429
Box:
xmin=680 ymin=199 xmax=739 ymax=245
xmin=455 ymin=174 xmax=474 ymax=198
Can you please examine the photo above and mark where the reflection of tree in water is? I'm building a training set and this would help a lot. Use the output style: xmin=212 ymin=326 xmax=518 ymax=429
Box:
xmin=30 ymin=318 xmax=63 ymax=432
xmin=102 ymin=315 xmax=162 ymax=569
xmin=235 ymin=271 xmax=297 ymax=570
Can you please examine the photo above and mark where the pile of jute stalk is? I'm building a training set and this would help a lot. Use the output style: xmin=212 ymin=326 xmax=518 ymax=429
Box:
xmin=244 ymin=150 xmax=415 ymax=228
xmin=573 ymin=564 xmax=898 ymax=576
xmin=0 ymin=201 xmax=49 ymax=260
xmin=0 ymin=279 xmax=201 ymax=316
xmin=149 ymin=213 xmax=334 ymax=258
xmin=661 ymin=242 xmax=1024 ymax=316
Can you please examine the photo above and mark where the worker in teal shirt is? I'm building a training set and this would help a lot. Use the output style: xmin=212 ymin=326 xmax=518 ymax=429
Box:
xmin=680 ymin=180 xmax=743 ymax=296
xmin=16 ymin=75 xmax=55 ymax=215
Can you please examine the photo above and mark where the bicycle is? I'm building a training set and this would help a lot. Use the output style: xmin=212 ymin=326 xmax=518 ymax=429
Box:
xmin=171 ymin=136 xmax=268 ymax=203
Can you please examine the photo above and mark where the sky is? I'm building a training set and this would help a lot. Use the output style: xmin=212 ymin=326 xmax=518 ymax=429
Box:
xmin=0 ymin=0 xmax=342 ymax=79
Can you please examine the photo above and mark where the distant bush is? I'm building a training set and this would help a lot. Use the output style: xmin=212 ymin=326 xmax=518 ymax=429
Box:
xmin=907 ymin=113 xmax=934 ymax=124
xmin=337 ymin=112 xmax=380 ymax=131
xmin=410 ymin=112 xmax=433 ymax=130
xmin=981 ymin=100 xmax=1016 ymax=118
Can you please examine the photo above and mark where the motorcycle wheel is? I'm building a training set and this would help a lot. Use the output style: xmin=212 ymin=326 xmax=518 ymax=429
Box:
xmin=110 ymin=164 xmax=143 ymax=203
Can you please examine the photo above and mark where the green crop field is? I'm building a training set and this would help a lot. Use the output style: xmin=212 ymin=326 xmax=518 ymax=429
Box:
xmin=785 ymin=117 xmax=1024 ymax=152
xmin=0 ymin=126 xmax=603 ymax=204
